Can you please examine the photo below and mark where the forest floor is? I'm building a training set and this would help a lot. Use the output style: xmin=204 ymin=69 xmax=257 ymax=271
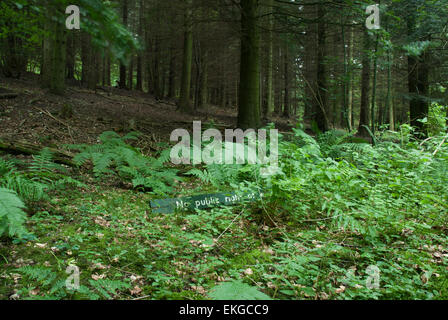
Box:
xmin=0 ymin=74 xmax=297 ymax=300
xmin=1 ymin=74 xmax=447 ymax=301
xmin=0 ymin=73 xmax=294 ymax=152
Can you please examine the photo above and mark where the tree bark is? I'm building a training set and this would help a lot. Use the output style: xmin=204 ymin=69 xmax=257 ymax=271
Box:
xmin=283 ymin=41 xmax=290 ymax=118
xmin=237 ymin=0 xmax=261 ymax=129
xmin=119 ymin=0 xmax=128 ymax=89
xmin=43 ymin=12 xmax=67 ymax=95
xmin=178 ymin=0 xmax=194 ymax=113
xmin=266 ymin=0 xmax=275 ymax=119
xmin=314 ymin=1 xmax=329 ymax=132
xmin=358 ymin=29 xmax=371 ymax=137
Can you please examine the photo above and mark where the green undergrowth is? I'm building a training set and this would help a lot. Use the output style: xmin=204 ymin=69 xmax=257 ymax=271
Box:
xmin=1 ymin=126 xmax=447 ymax=300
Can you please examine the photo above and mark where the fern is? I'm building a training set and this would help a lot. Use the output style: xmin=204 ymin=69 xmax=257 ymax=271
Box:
xmin=327 ymin=143 xmax=375 ymax=162
xmin=209 ymin=280 xmax=272 ymax=300
xmin=18 ymin=266 xmax=56 ymax=284
xmin=88 ymin=279 xmax=131 ymax=300
xmin=29 ymin=148 xmax=61 ymax=174
xmin=3 ymin=175 xmax=48 ymax=203
xmin=70 ymin=131 xmax=179 ymax=194
xmin=0 ymin=158 xmax=16 ymax=177
xmin=0 ymin=188 xmax=28 ymax=237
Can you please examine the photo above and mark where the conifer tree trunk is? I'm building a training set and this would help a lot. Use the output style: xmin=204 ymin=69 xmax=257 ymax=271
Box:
xmin=237 ymin=0 xmax=261 ymax=129
xmin=119 ymin=0 xmax=128 ymax=89
xmin=42 ymin=7 xmax=67 ymax=95
xmin=387 ymin=49 xmax=394 ymax=131
xmin=371 ymin=34 xmax=379 ymax=136
xmin=347 ymin=26 xmax=354 ymax=130
xmin=266 ymin=0 xmax=275 ymax=119
xmin=407 ymin=9 xmax=429 ymax=137
xmin=136 ymin=0 xmax=144 ymax=91
xmin=359 ymin=29 xmax=371 ymax=136
xmin=304 ymin=1 xmax=317 ymax=123
xmin=66 ymin=32 xmax=75 ymax=80
xmin=198 ymin=50 xmax=208 ymax=108
xmin=178 ymin=0 xmax=194 ymax=113
xmin=105 ymin=54 xmax=111 ymax=86
xmin=128 ymin=57 xmax=134 ymax=91
xmin=168 ymin=46 xmax=176 ymax=98
xmin=314 ymin=1 xmax=329 ymax=132
xmin=283 ymin=42 xmax=290 ymax=118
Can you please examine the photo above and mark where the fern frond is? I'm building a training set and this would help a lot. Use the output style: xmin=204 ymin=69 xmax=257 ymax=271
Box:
xmin=0 ymin=188 xmax=28 ymax=237
xmin=209 ymin=280 xmax=272 ymax=300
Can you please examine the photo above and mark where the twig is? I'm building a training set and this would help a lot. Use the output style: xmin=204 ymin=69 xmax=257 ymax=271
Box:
xmin=33 ymin=107 xmax=75 ymax=143
xmin=433 ymin=134 xmax=448 ymax=156
xmin=213 ymin=210 xmax=245 ymax=246
xmin=132 ymin=294 xmax=152 ymax=300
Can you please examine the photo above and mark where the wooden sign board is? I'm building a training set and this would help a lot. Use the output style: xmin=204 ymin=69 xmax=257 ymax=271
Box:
xmin=150 ymin=190 xmax=264 ymax=214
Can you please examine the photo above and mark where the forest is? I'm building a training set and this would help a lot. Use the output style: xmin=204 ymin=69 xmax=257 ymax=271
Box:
xmin=0 ymin=0 xmax=447 ymax=301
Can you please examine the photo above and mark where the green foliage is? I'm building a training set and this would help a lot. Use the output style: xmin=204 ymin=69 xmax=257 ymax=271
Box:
xmin=0 ymin=149 xmax=81 ymax=205
xmin=209 ymin=280 xmax=272 ymax=300
xmin=0 ymin=150 xmax=84 ymax=239
xmin=242 ymin=128 xmax=448 ymax=299
xmin=186 ymin=163 xmax=241 ymax=188
xmin=70 ymin=131 xmax=179 ymax=194
xmin=29 ymin=148 xmax=61 ymax=176
xmin=4 ymin=0 xmax=140 ymax=63
xmin=427 ymin=103 xmax=447 ymax=135
xmin=16 ymin=265 xmax=130 ymax=300
xmin=0 ymin=187 xmax=27 ymax=238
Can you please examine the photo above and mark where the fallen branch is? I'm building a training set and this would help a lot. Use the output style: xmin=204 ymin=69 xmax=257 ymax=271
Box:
xmin=0 ymin=92 xmax=18 ymax=99
xmin=0 ymin=137 xmax=77 ymax=167
xmin=0 ymin=88 xmax=18 ymax=99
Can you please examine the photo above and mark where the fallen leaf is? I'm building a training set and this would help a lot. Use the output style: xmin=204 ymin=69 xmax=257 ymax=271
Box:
xmin=335 ymin=285 xmax=346 ymax=294
xmin=130 ymin=286 xmax=142 ymax=296
xmin=91 ymin=274 xmax=106 ymax=280
xmin=244 ymin=268 xmax=253 ymax=276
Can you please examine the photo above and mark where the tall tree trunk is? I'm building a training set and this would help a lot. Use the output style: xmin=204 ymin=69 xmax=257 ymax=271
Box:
xmin=408 ymin=52 xmax=429 ymax=137
xmin=303 ymin=1 xmax=317 ymax=123
xmin=136 ymin=0 xmax=144 ymax=91
xmin=371 ymin=33 xmax=379 ymax=136
xmin=407 ymin=10 xmax=429 ymax=137
xmin=347 ymin=25 xmax=354 ymax=130
xmin=198 ymin=50 xmax=208 ymax=108
xmin=178 ymin=0 xmax=194 ymax=113
xmin=66 ymin=32 xmax=75 ymax=80
xmin=128 ymin=56 xmax=134 ymax=91
xmin=105 ymin=53 xmax=111 ymax=86
xmin=119 ymin=0 xmax=128 ymax=89
xmin=42 ymin=9 xmax=67 ymax=95
xmin=387 ymin=49 xmax=394 ymax=131
xmin=314 ymin=1 xmax=329 ymax=132
xmin=80 ymin=32 xmax=89 ymax=86
xmin=283 ymin=42 xmax=290 ymax=118
xmin=341 ymin=22 xmax=351 ymax=130
xmin=86 ymin=45 xmax=98 ymax=90
xmin=359 ymin=29 xmax=371 ymax=136
xmin=237 ymin=0 xmax=261 ymax=129
xmin=265 ymin=0 xmax=275 ymax=119
xmin=168 ymin=46 xmax=176 ymax=98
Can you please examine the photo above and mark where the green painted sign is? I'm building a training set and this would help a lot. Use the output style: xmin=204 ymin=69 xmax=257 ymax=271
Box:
xmin=150 ymin=190 xmax=264 ymax=214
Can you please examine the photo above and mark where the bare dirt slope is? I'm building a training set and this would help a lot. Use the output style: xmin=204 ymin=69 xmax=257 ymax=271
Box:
xmin=0 ymin=73 xmax=294 ymax=154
